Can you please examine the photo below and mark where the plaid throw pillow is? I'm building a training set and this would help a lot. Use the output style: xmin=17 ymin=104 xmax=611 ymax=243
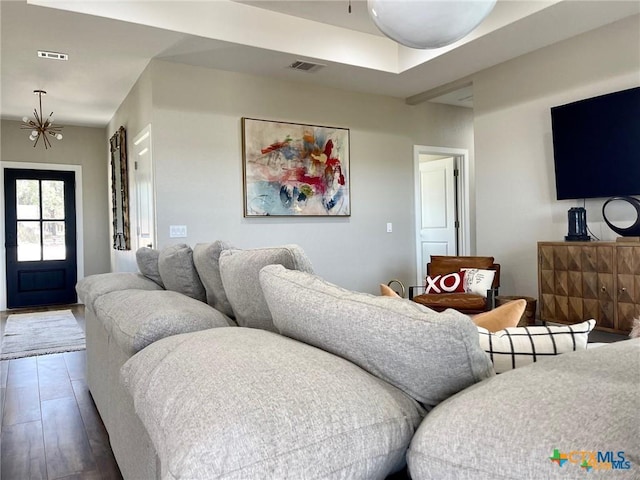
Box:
xmin=478 ymin=320 xmax=596 ymax=373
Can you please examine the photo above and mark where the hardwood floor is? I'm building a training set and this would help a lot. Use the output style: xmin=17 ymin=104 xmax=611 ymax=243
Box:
xmin=1 ymin=305 xmax=122 ymax=480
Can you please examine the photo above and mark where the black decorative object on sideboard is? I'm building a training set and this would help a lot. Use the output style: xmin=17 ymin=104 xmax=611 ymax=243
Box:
xmin=565 ymin=207 xmax=590 ymax=241
xmin=602 ymin=196 xmax=640 ymax=237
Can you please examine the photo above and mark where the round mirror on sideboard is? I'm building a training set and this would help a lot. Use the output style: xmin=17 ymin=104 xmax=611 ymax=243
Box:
xmin=602 ymin=196 xmax=640 ymax=236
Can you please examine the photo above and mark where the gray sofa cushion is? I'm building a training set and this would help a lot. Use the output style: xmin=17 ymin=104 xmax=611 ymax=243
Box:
xmin=158 ymin=244 xmax=206 ymax=302
xmin=219 ymin=245 xmax=313 ymax=331
xmin=121 ymin=327 xmax=425 ymax=479
xmin=407 ymin=339 xmax=640 ymax=479
xmin=76 ymin=272 xmax=163 ymax=312
xmin=93 ymin=289 xmax=230 ymax=356
xmin=136 ymin=247 xmax=164 ymax=287
xmin=259 ymin=265 xmax=494 ymax=410
xmin=193 ymin=241 xmax=234 ymax=318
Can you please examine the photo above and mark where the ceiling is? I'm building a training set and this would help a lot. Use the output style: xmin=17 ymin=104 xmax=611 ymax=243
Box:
xmin=1 ymin=1 xmax=638 ymax=128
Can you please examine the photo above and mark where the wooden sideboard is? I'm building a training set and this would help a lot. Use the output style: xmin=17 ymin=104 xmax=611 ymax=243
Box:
xmin=538 ymin=241 xmax=639 ymax=334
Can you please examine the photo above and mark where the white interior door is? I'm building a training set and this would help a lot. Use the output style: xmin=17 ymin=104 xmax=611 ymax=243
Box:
xmin=415 ymin=155 xmax=458 ymax=283
xmin=132 ymin=125 xmax=156 ymax=249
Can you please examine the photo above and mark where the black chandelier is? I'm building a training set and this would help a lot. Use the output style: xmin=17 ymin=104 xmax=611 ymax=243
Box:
xmin=21 ymin=90 xmax=63 ymax=149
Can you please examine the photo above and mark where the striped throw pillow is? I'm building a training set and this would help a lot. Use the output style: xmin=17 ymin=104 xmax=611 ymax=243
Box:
xmin=478 ymin=320 xmax=596 ymax=373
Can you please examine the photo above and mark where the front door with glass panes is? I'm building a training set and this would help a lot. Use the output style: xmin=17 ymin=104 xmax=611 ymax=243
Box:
xmin=4 ymin=168 xmax=77 ymax=308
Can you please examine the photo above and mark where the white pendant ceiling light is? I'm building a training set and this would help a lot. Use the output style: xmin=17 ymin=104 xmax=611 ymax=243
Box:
xmin=367 ymin=0 xmax=497 ymax=49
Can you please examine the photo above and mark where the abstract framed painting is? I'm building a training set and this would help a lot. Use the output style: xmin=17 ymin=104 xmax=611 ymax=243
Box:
xmin=242 ymin=118 xmax=350 ymax=216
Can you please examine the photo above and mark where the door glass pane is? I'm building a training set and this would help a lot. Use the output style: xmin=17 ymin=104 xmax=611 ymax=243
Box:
xmin=17 ymin=221 xmax=41 ymax=261
xmin=43 ymin=221 xmax=66 ymax=260
xmin=42 ymin=180 xmax=65 ymax=219
xmin=16 ymin=180 xmax=40 ymax=219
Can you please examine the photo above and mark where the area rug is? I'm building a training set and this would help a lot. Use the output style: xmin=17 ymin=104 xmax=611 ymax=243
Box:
xmin=1 ymin=309 xmax=86 ymax=360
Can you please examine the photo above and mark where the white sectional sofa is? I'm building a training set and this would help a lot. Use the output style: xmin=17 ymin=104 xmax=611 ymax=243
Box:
xmin=76 ymin=242 xmax=639 ymax=480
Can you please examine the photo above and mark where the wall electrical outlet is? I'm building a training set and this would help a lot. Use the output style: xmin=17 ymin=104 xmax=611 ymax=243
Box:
xmin=169 ymin=225 xmax=187 ymax=238
xmin=386 ymin=223 xmax=393 ymax=233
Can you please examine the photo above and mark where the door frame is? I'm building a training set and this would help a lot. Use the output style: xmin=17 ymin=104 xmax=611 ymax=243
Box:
xmin=132 ymin=124 xmax=157 ymax=251
xmin=413 ymin=145 xmax=470 ymax=285
xmin=1 ymin=162 xmax=84 ymax=310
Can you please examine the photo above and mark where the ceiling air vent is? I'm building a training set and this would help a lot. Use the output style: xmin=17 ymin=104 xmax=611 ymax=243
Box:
xmin=38 ymin=51 xmax=69 ymax=61
xmin=288 ymin=60 xmax=325 ymax=73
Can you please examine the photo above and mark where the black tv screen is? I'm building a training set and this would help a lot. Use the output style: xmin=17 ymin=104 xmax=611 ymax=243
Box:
xmin=551 ymin=86 xmax=640 ymax=200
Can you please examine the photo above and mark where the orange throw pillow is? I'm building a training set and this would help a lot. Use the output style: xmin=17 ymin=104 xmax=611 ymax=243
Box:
xmin=379 ymin=284 xmax=401 ymax=298
xmin=471 ymin=299 xmax=526 ymax=332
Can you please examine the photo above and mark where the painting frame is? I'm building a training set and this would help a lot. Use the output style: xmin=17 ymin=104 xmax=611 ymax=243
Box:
xmin=242 ymin=117 xmax=351 ymax=217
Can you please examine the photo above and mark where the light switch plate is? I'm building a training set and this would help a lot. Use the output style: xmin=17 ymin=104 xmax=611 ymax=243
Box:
xmin=386 ymin=222 xmax=393 ymax=233
xmin=169 ymin=225 xmax=187 ymax=238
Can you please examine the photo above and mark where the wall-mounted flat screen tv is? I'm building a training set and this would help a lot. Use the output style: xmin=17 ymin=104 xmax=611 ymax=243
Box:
xmin=551 ymin=86 xmax=640 ymax=200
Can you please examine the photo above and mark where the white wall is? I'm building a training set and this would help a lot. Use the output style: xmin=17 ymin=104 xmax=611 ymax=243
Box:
xmin=112 ymin=60 xmax=474 ymax=293
xmin=473 ymin=15 xmax=640 ymax=298
xmin=108 ymin=66 xmax=154 ymax=272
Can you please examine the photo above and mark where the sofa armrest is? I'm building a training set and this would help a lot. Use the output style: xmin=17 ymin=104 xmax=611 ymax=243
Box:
xmin=77 ymin=272 xmax=164 ymax=312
